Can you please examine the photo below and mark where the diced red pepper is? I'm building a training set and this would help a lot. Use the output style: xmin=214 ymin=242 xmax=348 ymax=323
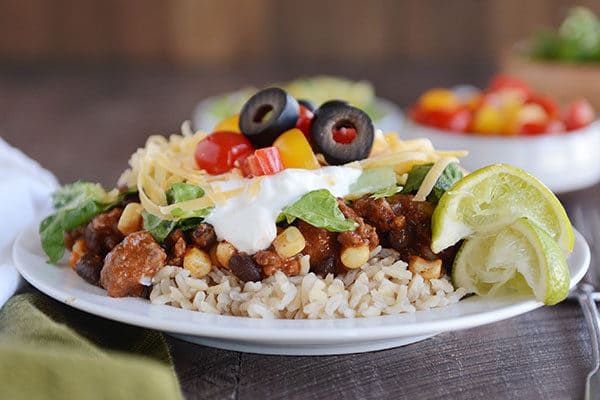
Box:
xmin=241 ymin=146 xmax=285 ymax=177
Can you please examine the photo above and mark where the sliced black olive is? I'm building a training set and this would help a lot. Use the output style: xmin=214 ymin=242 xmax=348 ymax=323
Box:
xmin=298 ymin=99 xmax=317 ymax=112
xmin=310 ymin=102 xmax=374 ymax=165
xmin=239 ymin=88 xmax=299 ymax=148
xmin=320 ymin=99 xmax=349 ymax=108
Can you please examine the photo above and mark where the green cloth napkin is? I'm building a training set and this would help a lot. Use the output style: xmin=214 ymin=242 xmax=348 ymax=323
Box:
xmin=0 ymin=293 xmax=182 ymax=400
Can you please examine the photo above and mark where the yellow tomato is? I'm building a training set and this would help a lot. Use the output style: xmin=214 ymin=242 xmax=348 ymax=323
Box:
xmin=273 ymin=128 xmax=319 ymax=169
xmin=418 ymin=89 xmax=459 ymax=112
xmin=471 ymin=105 xmax=503 ymax=135
xmin=214 ymin=114 xmax=241 ymax=133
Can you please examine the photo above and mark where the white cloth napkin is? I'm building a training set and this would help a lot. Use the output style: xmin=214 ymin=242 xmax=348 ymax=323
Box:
xmin=0 ymin=137 xmax=59 ymax=307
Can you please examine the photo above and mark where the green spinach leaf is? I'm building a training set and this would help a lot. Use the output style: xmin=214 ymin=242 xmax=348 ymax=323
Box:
xmin=401 ymin=163 xmax=463 ymax=204
xmin=141 ymin=210 xmax=177 ymax=243
xmin=279 ymin=189 xmax=358 ymax=232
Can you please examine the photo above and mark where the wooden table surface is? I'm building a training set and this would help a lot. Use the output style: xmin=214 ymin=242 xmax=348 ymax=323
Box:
xmin=2 ymin=68 xmax=597 ymax=400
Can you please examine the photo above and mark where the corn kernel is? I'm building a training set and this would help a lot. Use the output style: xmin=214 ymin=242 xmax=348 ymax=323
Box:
xmin=408 ymin=256 xmax=442 ymax=280
xmin=273 ymin=226 xmax=306 ymax=259
xmin=340 ymin=245 xmax=370 ymax=269
xmin=183 ymin=247 xmax=212 ymax=278
xmin=117 ymin=202 xmax=143 ymax=235
xmin=215 ymin=241 xmax=236 ymax=269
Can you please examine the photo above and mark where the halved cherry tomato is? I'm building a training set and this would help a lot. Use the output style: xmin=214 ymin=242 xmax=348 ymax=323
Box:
xmin=526 ymin=94 xmax=560 ymax=120
xmin=332 ymin=127 xmax=358 ymax=144
xmin=195 ymin=131 xmax=254 ymax=175
xmin=214 ymin=114 xmax=241 ymax=133
xmin=418 ymin=89 xmax=460 ymax=112
xmin=564 ymin=99 xmax=595 ymax=131
xmin=273 ymin=128 xmax=319 ymax=169
xmin=241 ymin=147 xmax=285 ymax=177
xmin=519 ymin=121 xmax=548 ymax=135
xmin=412 ymin=106 xmax=471 ymax=132
xmin=488 ymin=75 xmax=531 ymax=97
xmin=469 ymin=105 xmax=503 ymax=134
xmin=295 ymin=105 xmax=314 ymax=140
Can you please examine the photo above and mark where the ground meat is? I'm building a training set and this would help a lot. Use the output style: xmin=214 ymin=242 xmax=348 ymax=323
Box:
xmin=352 ymin=197 xmax=396 ymax=233
xmin=100 ymin=231 xmax=166 ymax=297
xmin=64 ymin=225 xmax=86 ymax=251
xmin=229 ymin=253 xmax=264 ymax=282
xmin=164 ymin=229 xmax=186 ymax=267
xmin=337 ymin=199 xmax=379 ymax=250
xmin=75 ymin=253 xmax=104 ymax=286
xmin=188 ymin=224 xmax=217 ymax=249
xmin=254 ymin=250 xmax=301 ymax=277
xmin=85 ymin=208 xmax=124 ymax=256
xmin=351 ymin=193 xmax=459 ymax=270
xmin=120 ymin=192 xmax=140 ymax=207
xmin=296 ymin=220 xmax=338 ymax=267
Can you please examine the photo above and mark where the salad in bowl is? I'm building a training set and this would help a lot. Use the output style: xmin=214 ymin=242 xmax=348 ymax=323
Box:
xmin=39 ymin=87 xmax=574 ymax=319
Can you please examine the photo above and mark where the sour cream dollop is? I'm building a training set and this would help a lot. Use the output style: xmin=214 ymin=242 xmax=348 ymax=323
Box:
xmin=205 ymin=166 xmax=362 ymax=254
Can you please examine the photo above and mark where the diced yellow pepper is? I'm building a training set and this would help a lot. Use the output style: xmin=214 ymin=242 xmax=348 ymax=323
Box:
xmin=214 ymin=114 xmax=241 ymax=133
xmin=273 ymin=128 xmax=319 ymax=169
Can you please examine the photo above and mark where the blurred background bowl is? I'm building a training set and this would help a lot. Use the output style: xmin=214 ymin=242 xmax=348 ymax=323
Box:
xmin=501 ymin=48 xmax=600 ymax=111
xmin=400 ymin=120 xmax=600 ymax=193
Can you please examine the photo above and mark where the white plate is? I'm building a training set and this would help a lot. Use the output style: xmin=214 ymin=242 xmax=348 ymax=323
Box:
xmin=400 ymin=120 xmax=600 ymax=193
xmin=193 ymin=97 xmax=404 ymax=134
xmin=13 ymin=224 xmax=589 ymax=355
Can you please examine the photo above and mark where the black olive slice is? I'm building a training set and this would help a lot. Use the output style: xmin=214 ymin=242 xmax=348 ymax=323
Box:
xmin=310 ymin=102 xmax=374 ymax=165
xmin=239 ymin=88 xmax=299 ymax=148
xmin=298 ymin=99 xmax=317 ymax=112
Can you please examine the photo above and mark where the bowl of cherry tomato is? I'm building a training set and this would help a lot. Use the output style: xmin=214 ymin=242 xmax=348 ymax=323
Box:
xmin=402 ymin=75 xmax=600 ymax=193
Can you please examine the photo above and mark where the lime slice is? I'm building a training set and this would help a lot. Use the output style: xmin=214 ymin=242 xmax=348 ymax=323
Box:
xmin=431 ymin=164 xmax=574 ymax=254
xmin=452 ymin=217 xmax=570 ymax=305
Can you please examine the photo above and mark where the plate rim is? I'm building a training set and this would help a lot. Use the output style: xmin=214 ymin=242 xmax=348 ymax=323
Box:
xmin=13 ymin=224 xmax=590 ymax=343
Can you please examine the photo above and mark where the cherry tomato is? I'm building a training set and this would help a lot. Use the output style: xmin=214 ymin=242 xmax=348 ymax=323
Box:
xmin=564 ymin=99 xmax=595 ymax=131
xmin=488 ymin=74 xmax=531 ymax=97
xmin=418 ymin=89 xmax=460 ymax=112
xmin=526 ymin=94 xmax=560 ymax=120
xmin=332 ymin=127 xmax=358 ymax=144
xmin=295 ymin=105 xmax=314 ymax=139
xmin=240 ymin=147 xmax=285 ymax=177
xmin=412 ymin=106 xmax=471 ymax=132
xmin=195 ymin=131 xmax=254 ymax=175
xmin=469 ymin=105 xmax=503 ymax=134
xmin=213 ymin=114 xmax=241 ymax=133
xmin=519 ymin=121 xmax=548 ymax=135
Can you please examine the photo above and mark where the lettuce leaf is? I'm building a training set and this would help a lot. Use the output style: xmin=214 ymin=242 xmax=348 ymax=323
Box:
xmin=141 ymin=210 xmax=177 ymax=243
xmin=166 ymin=182 xmax=204 ymax=204
xmin=40 ymin=181 xmax=125 ymax=263
xmin=279 ymin=189 xmax=358 ymax=232
xmin=170 ymin=207 xmax=213 ymax=220
xmin=348 ymin=166 xmax=397 ymax=198
xmin=370 ymin=185 xmax=402 ymax=199
xmin=401 ymin=163 xmax=462 ymax=204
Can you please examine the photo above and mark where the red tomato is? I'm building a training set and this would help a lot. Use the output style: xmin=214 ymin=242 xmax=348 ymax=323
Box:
xmin=488 ymin=74 xmax=531 ymax=97
xmin=526 ymin=94 xmax=560 ymax=120
xmin=295 ymin=105 xmax=314 ymax=139
xmin=412 ymin=107 xmax=471 ymax=132
xmin=564 ymin=99 xmax=595 ymax=131
xmin=519 ymin=121 xmax=548 ymax=135
xmin=240 ymin=147 xmax=285 ymax=177
xmin=195 ymin=131 xmax=254 ymax=175
xmin=332 ymin=127 xmax=358 ymax=144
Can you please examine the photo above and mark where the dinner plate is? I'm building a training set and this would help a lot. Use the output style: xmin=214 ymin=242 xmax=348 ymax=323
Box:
xmin=13 ymin=224 xmax=589 ymax=356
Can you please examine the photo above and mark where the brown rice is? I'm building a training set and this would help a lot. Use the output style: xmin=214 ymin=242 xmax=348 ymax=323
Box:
xmin=149 ymin=247 xmax=466 ymax=319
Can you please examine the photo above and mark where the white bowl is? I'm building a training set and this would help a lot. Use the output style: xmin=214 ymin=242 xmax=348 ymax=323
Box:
xmin=400 ymin=120 xmax=600 ymax=193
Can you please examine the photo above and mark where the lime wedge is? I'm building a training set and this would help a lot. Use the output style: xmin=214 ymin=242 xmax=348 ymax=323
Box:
xmin=431 ymin=164 xmax=574 ymax=254
xmin=452 ymin=217 xmax=570 ymax=305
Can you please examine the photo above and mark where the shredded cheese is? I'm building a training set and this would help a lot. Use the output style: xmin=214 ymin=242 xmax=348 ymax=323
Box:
xmin=413 ymin=157 xmax=457 ymax=202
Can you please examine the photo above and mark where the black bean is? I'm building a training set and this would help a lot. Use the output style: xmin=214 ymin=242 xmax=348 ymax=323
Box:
xmin=229 ymin=253 xmax=263 ymax=282
xmin=75 ymin=253 xmax=104 ymax=286
xmin=310 ymin=255 xmax=337 ymax=277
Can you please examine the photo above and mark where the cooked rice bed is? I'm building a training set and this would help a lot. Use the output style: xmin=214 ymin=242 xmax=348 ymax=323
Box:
xmin=149 ymin=247 xmax=466 ymax=319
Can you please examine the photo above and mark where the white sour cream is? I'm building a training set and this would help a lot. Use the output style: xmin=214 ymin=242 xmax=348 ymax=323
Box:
xmin=205 ymin=166 xmax=362 ymax=254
